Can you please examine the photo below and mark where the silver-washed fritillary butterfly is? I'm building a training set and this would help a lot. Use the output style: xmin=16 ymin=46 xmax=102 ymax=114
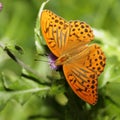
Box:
xmin=40 ymin=9 xmax=106 ymax=105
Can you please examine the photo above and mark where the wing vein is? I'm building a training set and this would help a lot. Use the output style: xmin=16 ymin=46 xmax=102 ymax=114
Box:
xmin=60 ymin=30 xmax=62 ymax=48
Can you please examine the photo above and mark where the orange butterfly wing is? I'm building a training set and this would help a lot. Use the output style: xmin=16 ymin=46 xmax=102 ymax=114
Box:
xmin=40 ymin=10 xmax=106 ymax=105
xmin=68 ymin=21 xmax=94 ymax=44
xmin=63 ymin=44 xmax=106 ymax=104
xmin=40 ymin=10 xmax=70 ymax=57
xmin=40 ymin=10 xmax=94 ymax=57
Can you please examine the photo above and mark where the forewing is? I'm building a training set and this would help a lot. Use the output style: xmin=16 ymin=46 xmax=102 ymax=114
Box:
xmin=62 ymin=21 xmax=94 ymax=54
xmin=68 ymin=21 xmax=94 ymax=45
xmin=40 ymin=10 xmax=70 ymax=57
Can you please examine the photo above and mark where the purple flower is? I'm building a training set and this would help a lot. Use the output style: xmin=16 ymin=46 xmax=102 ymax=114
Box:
xmin=48 ymin=53 xmax=58 ymax=70
xmin=0 ymin=3 xmax=3 ymax=11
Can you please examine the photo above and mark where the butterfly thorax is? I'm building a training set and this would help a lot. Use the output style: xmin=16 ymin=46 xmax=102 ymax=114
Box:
xmin=55 ymin=54 xmax=70 ymax=66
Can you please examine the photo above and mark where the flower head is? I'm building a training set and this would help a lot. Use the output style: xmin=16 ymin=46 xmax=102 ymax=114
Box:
xmin=48 ymin=53 xmax=59 ymax=70
xmin=0 ymin=3 xmax=3 ymax=11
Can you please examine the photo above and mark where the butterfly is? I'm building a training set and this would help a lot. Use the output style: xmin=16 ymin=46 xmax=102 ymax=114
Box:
xmin=40 ymin=9 xmax=106 ymax=105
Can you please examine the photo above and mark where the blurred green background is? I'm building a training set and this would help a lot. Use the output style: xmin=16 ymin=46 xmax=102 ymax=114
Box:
xmin=0 ymin=0 xmax=120 ymax=120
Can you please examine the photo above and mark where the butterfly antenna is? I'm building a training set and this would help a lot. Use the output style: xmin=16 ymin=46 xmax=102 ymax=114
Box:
xmin=34 ymin=58 xmax=48 ymax=63
xmin=38 ymin=53 xmax=48 ymax=57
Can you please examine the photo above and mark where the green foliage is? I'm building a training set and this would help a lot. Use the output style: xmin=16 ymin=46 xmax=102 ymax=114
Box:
xmin=0 ymin=0 xmax=120 ymax=120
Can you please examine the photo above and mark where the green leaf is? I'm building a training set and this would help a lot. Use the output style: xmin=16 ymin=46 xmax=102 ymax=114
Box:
xmin=105 ymin=81 xmax=120 ymax=106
